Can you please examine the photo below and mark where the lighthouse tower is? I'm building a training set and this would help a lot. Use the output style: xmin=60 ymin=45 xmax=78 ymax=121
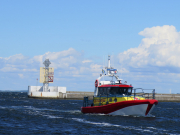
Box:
xmin=43 ymin=59 xmax=51 ymax=92
xmin=27 ymin=59 xmax=66 ymax=98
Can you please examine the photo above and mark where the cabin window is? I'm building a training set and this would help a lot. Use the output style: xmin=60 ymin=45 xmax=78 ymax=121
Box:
xmin=99 ymin=88 xmax=103 ymax=95
xmin=107 ymin=87 xmax=110 ymax=94
xmin=98 ymin=87 xmax=132 ymax=96
xmin=98 ymin=88 xmax=106 ymax=96
xmin=103 ymin=88 xmax=105 ymax=95
xmin=127 ymin=88 xmax=132 ymax=95
xmin=110 ymin=87 xmax=119 ymax=95
xmin=124 ymin=88 xmax=127 ymax=93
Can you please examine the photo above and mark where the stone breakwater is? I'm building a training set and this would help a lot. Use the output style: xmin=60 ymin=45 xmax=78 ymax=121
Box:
xmin=155 ymin=94 xmax=180 ymax=102
xmin=28 ymin=91 xmax=180 ymax=102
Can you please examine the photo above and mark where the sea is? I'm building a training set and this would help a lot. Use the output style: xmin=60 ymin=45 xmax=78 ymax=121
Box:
xmin=0 ymin=92 xmax=180 ymax=135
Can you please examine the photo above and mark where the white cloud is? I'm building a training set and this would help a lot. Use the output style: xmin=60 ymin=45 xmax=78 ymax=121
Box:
xmin=4 ymin=54 xmax=27 ymax=62
xmin=90 ymin=64 xmax=102 ymax=72
xmin=33 ymin=48 xmax=81 ymax=63
xmin=82 ymin=60 xmax=92 ymax=63
xmin=22 ymin=69 xmax=37 ymax=72
xmin=33 ymin=48 xmax=83 ymax=69
xmin=0 ymin=67 xmax=18 ymax=72
xmin=118 ymin=68 xmax=129 ymax=74
xmin=0 ymin=48 xmax=103 ymax=82
xmin=18 ymin=74 xmax=24 ymax=78
xmin=118 ymin=25 xmax=180 ymax=68
xmin=115 ymin=25 xmax=180 ymax=93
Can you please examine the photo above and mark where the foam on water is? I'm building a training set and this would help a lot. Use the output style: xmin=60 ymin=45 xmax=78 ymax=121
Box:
xmin=71 ymin=118 xmax=173 ymax=134
xmin=69 ymin=102 xmax=78 ymax=105
xmin=0 ymin=106 xmax=6 ymax=109
xmin=41 ymin=114 xmax=63 ymax=119
xmin=0 ymin=104 xmax=81 ymax=115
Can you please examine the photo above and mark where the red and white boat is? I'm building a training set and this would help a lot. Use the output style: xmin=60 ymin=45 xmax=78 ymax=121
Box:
xmin=81 ymin=56 xmax=158 ymax=116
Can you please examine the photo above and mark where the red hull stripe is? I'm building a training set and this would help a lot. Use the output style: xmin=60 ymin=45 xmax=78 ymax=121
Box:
xmin=81 ymin=99 xmax=158 ymax=115
xmin=145 ymin=104 xmax=153 ymax=115
xmin=98 ymin=85 xmax=133 ymax=88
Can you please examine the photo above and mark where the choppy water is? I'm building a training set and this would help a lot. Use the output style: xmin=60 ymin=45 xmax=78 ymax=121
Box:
xmin=0 ymin=92 xmax=180 ymax=135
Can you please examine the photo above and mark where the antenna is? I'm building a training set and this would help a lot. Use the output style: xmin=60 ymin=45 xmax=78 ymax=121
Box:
xmin=103 ymin=55 xmax=104 ymax=68
xmin=112 ymin=52 xmax=114 ymax=68
xmin=103 ymin=55 xmax=104 ymax=81
xmin=107 ymin=55 xmax=110 ymax=76
xmin=106 ymin=55 xmax=107 ymax=67
xmin=36 ymin=78 xmax=38 ymax=91
xmin=120 ymin=64 xmax=122 ymax=79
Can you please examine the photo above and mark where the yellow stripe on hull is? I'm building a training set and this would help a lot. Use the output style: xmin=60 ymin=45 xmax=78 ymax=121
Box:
xmin=93 ymin=96 xmax=145 ymax=106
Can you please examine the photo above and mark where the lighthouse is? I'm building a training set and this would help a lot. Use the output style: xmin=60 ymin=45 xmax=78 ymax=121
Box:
xmin=27 ymin=59 xmax=67 ymax=98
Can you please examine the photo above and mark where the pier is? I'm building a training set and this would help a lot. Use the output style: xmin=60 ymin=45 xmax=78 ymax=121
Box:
xmin=28 ymin=91 xmax=180 ymax=102
xmin=155 ymin=93 xmax=180 ymax=102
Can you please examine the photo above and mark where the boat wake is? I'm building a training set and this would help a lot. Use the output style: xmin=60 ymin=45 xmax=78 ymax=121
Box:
xmin=71 ymin=118 xmax=170 ymax=134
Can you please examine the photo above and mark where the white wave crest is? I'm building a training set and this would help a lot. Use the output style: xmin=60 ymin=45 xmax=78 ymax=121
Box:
xmin=71 ymin=118 xmax=172 ymax=134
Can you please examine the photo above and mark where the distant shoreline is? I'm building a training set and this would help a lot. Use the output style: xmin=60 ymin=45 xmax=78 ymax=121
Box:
xmin=0 ymin=90 xmax=27 ymax=92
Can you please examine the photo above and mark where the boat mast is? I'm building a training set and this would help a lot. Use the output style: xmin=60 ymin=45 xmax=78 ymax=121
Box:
xmin=98 ymin=55 xmax=121 ymax=82
xmin=107 ymin=55 xmax=111 ymax=75
xmin=108 ymin=55 xmax=111 ymax=68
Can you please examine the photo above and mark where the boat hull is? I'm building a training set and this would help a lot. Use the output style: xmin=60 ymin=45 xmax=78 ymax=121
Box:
xmin=81 ymin=99 xmax=158 ymax=116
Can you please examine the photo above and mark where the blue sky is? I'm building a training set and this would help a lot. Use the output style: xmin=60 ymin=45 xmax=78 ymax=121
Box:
xmin=0 ymin=0 xmax=180 ymax=93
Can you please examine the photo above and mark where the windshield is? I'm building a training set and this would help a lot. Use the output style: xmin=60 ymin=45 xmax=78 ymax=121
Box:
xmin=98 ymin=87 xmax=132 ymax=96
